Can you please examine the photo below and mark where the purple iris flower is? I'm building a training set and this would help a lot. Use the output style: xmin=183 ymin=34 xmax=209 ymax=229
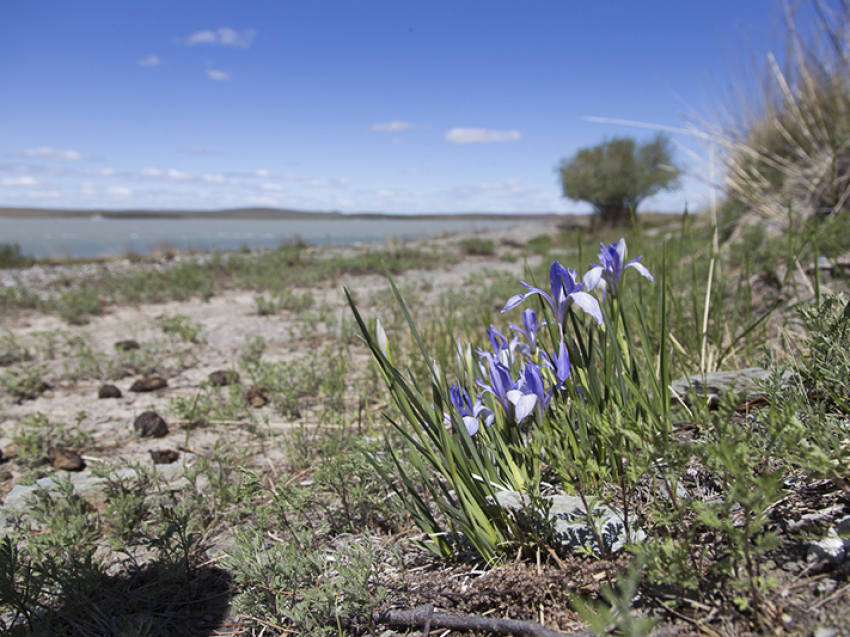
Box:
xmin=477 ymin=357 xmax=519 ymax=421
xmin=502 ymin=261 xmax=603 ymax=328
xmin=507 ymin=361 xmax=552 ymax=424
xmin=446 ymin=383 xmax=494 ymax=436
xmin=583 ymin=238 xmax=654 ymax=298
xmin=477 ymin=325 xmax=523 ymax=367
xmin=509 ymin=308 xmax=545 ymax=356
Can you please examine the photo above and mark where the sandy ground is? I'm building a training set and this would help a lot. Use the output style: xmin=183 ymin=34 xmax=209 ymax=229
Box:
xmin=0 ymin=222 xmax=556 ymax=492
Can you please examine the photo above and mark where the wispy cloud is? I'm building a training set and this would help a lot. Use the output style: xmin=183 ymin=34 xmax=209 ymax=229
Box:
xmin=107 ymin=186 xmax=133 ymax=197
xmin=445 ymin=128 xmax=522 ymax=145
xmin=1 ymin=176 xmax=38 ymax=186
xmin=138 ymin=55 xmax=162 ymax=67
xmin=179 ymin=145 xmax=222 ymax=156
xmin=15 ymin=147 xmax=100 ymax=161
xmin=180 ymin=28 xmax=256 ymax=48
xmin=369 ymin=120 xmax=419 ymax=132
xmin=206 ymin=69 xmax=230 ymax=81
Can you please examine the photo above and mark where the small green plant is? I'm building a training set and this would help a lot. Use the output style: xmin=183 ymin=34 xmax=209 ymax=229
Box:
xmin=1 ymin=363 xmax=49 ymax=401
xmin=459 ymin=237 xmax=496 ymax=256
xmin=0 ymin=243 xmax=34 ymax=269
xmin=153 ymin=313 xmax=204 ymax=343
xmin=11 ymin=412 xmax=92 ymax=467
xmin=58 ymin=287 xmax=102 ymax=325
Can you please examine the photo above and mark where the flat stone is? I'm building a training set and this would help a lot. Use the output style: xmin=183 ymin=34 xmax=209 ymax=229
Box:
xmin=1 ymin=463 xmax=188 ymax=527
xmin=0 ymin=470 xmax=12 ymax=481
xmin=492 ymin=490 xmax=645 ymax=556
xmin=98 ymin=384 xmax=122 ymax=399
xmin=134 ymin=411 xmax=169 ymax=438
xmin=209 ymin=370 xmax=240 ymax=387
xmin=52 ymin=448 xmax=85 ymax=471
xmin=130 ymin=375 xmax=168 ymax=392
xmin=669 ymin=367 xmax=795 ymax=407
xmin=808 ymin=529 xmax=846 ymax=565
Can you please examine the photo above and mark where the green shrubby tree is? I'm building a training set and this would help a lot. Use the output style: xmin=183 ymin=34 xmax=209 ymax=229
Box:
xmin=558 ymin=134 xmax=681 ymax=226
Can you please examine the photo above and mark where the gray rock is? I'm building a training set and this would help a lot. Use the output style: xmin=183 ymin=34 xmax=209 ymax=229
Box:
xmin=808 ymin=528 xmax=846 ymax=565
xmin=130 ymin=375 xmax=167 ymax=392
xmin=669 ymin=367 xmax=795 ymax=407
xmin=492 ymin=490 xmax=645 ymax=556
xmin=1 ymin=463 xmax=188 ymax=529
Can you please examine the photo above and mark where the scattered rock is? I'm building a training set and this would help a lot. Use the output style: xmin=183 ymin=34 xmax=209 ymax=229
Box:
xmin=114 ymin=339 xmax=140 ymax=351
xmin=52 ymin=448 xmax=85 ymax=471
xmin=98 ymin=384 xmax=122 ymax=399
xmin=130 ymin=375 xmax=168 ymax=392
xmin=1 ymin=464 xmax=188 ymax=529
xmin=808 ymin=528 xmax=846 ymax=565
xmin=209 ymin=370 xmax=240 ymax=386
xmin=150 ymin=449 xmax=180 ymax=464
xmin=134 ymin=411 xmax=169 ymax=438
xmin=3 ymin=444 xmax=17 ymax=460
xmin=493 ymin=491 xmax=645 ymax=556
xmin=245 ymin=385 xmax=270 ymax=408
xmin=0 ymin=470 xmax=12 ymax=481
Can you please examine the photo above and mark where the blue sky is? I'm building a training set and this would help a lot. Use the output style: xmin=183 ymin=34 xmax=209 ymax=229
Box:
xmin=0 ymin=1 xmax=787 ymax=214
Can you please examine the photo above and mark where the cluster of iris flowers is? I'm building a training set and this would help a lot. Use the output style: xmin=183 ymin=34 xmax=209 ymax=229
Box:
xmin=446 ymin=238 xmax=653 ymax=435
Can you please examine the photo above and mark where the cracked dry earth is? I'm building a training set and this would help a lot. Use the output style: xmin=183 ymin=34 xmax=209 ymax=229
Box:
xmin=2 ymin=222 xmax=850 ymax=637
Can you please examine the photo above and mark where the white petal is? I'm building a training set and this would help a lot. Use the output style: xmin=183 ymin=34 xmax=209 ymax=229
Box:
xmin=627 ymin=261 xmax=654 ymax=282
xmin=570 ymin=291 xmax=604 ymax=325
xmin=584 ymin=266 xmax=604 ymax=291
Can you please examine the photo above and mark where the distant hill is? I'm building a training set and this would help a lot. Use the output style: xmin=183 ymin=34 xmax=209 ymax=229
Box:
xmin=0 ymin=206 xmax=565 ymax=222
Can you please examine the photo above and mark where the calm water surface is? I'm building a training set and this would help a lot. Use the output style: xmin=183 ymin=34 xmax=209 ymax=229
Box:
xmin=0 ymin=217 xmax=542 ymax=259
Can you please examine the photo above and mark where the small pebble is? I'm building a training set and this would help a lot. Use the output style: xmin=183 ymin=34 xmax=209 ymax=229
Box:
xmin=134 ymin=411 xmax=169 ymax=438
xmin=130 ymin=375 xmax=168 ymax=392
xmin=245 ymin=385 xmax=270 ymax=407
xmin=209 ymin=370 xmax=240 ymax=387
xmin=150 ymin=449 xmax=179 ymax=464
xmin=52 ymin=448 xmax=85 ymax=471
xmin=98 ymin=384 xmax=122 ymax=399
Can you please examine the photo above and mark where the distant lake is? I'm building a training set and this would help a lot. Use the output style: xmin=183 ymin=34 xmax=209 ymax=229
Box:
xmin=0 ymin=216 xmax=547 ymax=259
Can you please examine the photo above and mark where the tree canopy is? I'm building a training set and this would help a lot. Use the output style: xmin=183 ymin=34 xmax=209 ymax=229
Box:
xmin=558 ymin=134 xmax=681 ymax=225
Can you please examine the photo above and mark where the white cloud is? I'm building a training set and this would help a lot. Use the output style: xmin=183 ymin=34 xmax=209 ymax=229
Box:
xmin=261 ymin=183 xmax=284 ymax=192
xmin=107 ymin=187 xmax=133 ymax=197
xmin=1 ymin=176 xmax=38 ymax=186
xmin=202 ymin=174 xmax=227 ymax=184
xmin=206 ymin=69 xmax=230 ymax=81
xmin=369 ymin=120 xmax=417 ymax=132
xmin=390 ymin=138 xmax=408 ymax=146
xmin=255 ymin=169 xmax=270 ymax=177
xmin=182 ymin=28 xmax=256 ymax=48
xmin=138 ymin=55 xmax=161 ymax=67
xmin=445 ymin=128 xmax=523 ymax=145
xmin=80 ymin=182 xmax=97 ymax=195
xmin=20 ymin=146 xmax=99 ymax=161
xmin=140 ymin=168 xmax=162 ymax=178
xmin=167 ymin=169 xmax=191 ymax=181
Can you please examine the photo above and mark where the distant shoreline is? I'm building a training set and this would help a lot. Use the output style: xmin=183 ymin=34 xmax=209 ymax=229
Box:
xmin=0 ymin=206 xmax=570 ymax=222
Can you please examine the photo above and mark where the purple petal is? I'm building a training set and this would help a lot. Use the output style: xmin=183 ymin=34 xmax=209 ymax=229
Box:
xmin=508 ymin=391 xmax=537 ymax=424
xmin=462 ymin=415 xmax=480 ymax=436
